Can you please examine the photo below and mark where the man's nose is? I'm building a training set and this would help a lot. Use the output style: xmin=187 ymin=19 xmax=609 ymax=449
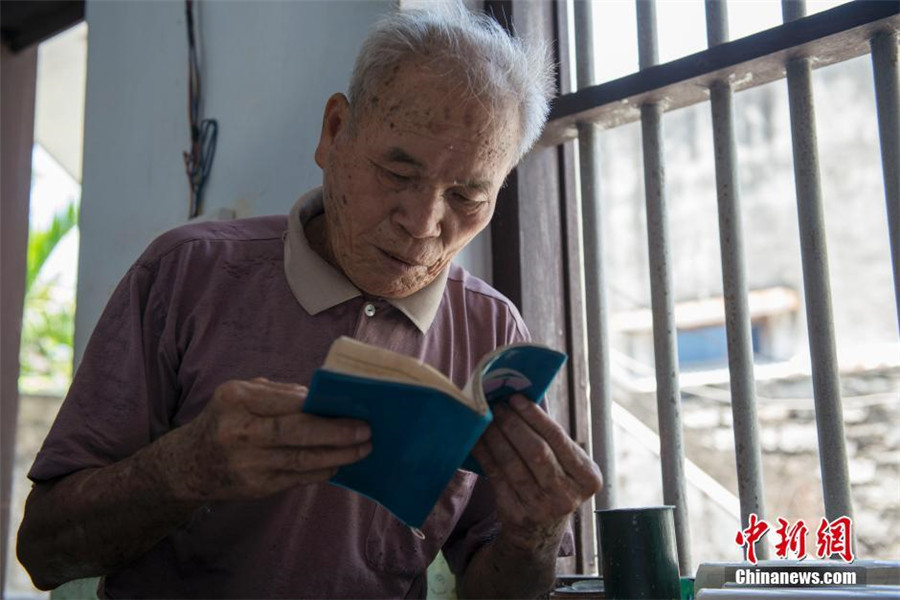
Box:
xmin=393 ymin=189 xmax=444 ymax=239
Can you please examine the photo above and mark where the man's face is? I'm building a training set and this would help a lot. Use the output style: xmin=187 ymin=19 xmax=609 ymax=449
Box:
xmin=314 ymin=63 xmax=519 ymax=298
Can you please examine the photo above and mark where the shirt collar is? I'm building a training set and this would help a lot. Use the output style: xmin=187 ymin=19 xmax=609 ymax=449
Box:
xmin=282 ymin=187 xmax=449 ymax=334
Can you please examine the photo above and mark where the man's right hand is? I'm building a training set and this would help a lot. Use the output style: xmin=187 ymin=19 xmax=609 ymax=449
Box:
xmin=17 ymin=376 xmax=371 ymax=590
xmin=172 ymin=377 xmax=372 ymax=502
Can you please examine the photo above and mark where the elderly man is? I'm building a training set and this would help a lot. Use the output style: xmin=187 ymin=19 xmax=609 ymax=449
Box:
xmin=18 ymin=5 xmax=602 ymax=598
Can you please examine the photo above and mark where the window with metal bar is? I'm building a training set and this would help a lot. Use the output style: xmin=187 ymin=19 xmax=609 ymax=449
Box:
xmin=489 ymin=0 xmax=898 ymax=576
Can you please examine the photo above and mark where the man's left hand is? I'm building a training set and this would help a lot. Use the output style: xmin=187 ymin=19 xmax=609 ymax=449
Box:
xmin=471 ymin=394 xmax=603 ymax=554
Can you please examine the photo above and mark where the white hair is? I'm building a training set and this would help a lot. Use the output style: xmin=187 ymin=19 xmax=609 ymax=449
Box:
xmin=347 ymin=2 xmax=556 ymax=164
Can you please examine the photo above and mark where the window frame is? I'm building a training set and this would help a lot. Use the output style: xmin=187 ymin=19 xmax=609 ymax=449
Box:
xmin=486 ymin=0 xmax=899 ymax=575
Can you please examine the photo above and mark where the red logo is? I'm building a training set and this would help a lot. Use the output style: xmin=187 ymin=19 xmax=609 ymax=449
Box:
xmin=774 ymin=517 xmax=809 ymax=560
xmin=815 ymin=516 xmax=854 ymax=563
xmin=735 ymin=513 xmax=770 ymax=565
xmin=735 ymin=515 xmax=854 ymax=564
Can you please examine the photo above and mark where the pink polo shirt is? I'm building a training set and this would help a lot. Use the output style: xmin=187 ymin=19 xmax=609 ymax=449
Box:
xmin=29 ymin=189 xmax=571 ymax=598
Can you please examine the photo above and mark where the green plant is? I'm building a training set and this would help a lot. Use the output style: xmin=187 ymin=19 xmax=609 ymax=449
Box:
xmin=19 ymin=199 xmax=79 ymax=394
xmin=26 ymin=200 xmax=78 ymax=294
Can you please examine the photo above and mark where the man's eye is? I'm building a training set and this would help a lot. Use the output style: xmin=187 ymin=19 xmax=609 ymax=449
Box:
xmin=450 ymin=190 xmax=485 ymax=207
xmin=379 ymin=165 xmax=410 ymax=183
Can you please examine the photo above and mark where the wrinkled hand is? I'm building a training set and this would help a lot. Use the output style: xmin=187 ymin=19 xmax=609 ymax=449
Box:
xmin=471 ymin=394 xmax=603 ymax=553
xmin=171 ymin=378 xmax=372 ymax=502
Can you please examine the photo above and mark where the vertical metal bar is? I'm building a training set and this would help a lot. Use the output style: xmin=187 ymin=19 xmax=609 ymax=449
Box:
xmin=636 ymin=0 xmax=659 ymax=70
xmin=705 ymin=0 xmax=727 ymax=47
xmin=561 ymin=0 xmax=601 ymax=575
xmin=782 ymin=0 xmax=806 ymax=24
xmin=560 ymin=138 xmax=599 ymax=575
xmin=636 ymin=0 xmax=692 ymax=575
xmin=870 ymin=31 xmax=900 ymax=329
xmin=782 ymin=1 xmax=855 ymax=525
xmin=705 ymin=0 xmax=769 ymax=561
xmin=575 ymin=0 xmax=617 ymax=514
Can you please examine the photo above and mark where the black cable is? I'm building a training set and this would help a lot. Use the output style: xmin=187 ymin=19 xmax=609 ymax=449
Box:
xmin=183 ymin=0 xmax=218 ymax=219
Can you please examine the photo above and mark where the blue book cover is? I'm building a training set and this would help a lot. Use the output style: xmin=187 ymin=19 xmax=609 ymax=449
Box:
xmin=303 ymin=336 xmax=567 ymax=529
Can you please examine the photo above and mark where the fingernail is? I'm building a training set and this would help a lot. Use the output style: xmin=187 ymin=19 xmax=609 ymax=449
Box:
xmin=511 ymin=395 xmax=529 ymax=410
xmin=355 ymin=426 xmax=371 ymax=442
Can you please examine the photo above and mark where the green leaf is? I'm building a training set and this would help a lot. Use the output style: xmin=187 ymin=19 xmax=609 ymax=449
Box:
xmin=26 ymin=200 xmax=79 ymax=294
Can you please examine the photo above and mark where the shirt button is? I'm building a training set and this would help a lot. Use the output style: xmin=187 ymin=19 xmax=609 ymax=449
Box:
xmin=364 ymin=303 xmax=376 ymax=317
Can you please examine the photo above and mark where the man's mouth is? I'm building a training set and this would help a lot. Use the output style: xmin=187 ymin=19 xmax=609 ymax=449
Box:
xmin=380 ymin=248 xmax=424 ymax=268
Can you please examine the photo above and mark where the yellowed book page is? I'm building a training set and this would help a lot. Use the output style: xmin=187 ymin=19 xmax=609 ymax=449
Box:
xmin=323 ymin=337 xmax=484 ymax=413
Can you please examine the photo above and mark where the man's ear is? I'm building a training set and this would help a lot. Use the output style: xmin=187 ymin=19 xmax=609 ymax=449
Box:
xmin=315 ymin=93 xmax=351 ymax=169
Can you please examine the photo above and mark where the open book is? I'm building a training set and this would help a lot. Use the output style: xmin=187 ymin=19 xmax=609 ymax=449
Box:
xmin=302 ymin=336 xmax=567 ymax=529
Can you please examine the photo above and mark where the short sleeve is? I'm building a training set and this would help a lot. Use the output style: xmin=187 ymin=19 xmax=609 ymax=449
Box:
xmin=28 ymin=260 xmax=180 ymax=482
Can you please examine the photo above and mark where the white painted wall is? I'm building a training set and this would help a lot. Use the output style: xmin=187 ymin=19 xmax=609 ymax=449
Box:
xmin=76 ymin=0 xmax=393 ymax=360
xmin=76 ymin=0 xmax=494 ymax=361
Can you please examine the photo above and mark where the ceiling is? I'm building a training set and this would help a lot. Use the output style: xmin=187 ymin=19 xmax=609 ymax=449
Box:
xmin=2 ymin=2 xmax=88 ymax=182
xmin=1 ymin=1 xmax=85 ymax=52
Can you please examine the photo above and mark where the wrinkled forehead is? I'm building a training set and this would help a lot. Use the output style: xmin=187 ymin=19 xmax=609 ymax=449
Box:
xmin=354 ymin=61 xmax=521 ymax=170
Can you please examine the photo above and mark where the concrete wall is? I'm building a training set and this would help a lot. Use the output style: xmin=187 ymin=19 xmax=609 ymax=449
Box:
xmin=615 ymin=367 xmax=900 ymax=563
xmin=600 ymin=55 xmax=898 ymax=368
xmin=75 ymin=0 xmax=398 ymax=361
